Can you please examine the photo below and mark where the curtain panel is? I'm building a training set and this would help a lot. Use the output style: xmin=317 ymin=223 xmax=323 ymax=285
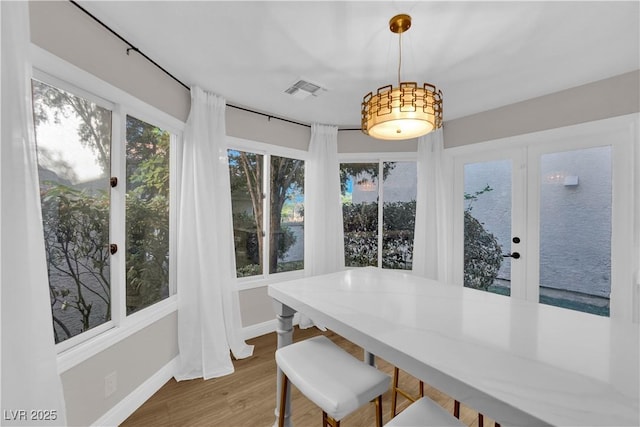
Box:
xmin=304 ymin=123 xmax=345 ymax=276
xmin=175 ymin=87 xmax=253 ymax=381
xmin=413 ymin=129 xmax=453 ymax=282
xmin=1 ymin=2 xmax=68 ymax=425
xmin=299 ymin=124 xmax=344 ymax=328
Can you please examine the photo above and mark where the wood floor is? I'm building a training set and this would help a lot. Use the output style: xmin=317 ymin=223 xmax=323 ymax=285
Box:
xmin=122 ymin=327 xmax=496 ymax=427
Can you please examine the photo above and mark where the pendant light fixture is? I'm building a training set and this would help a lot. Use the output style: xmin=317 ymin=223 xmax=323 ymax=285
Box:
xmin=361 ymin=14 xmax=443 ymax=140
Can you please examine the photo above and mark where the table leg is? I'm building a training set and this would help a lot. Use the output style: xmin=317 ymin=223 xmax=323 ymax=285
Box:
xmin=272 ymin=301 xmax=296 ymax=427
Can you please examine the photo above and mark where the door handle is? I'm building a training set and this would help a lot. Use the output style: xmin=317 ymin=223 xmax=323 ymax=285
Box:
xmin=503 ymin=252 xmax=520 ymax=259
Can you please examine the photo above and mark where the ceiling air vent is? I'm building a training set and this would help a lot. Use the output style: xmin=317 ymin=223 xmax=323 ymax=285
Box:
xmin=284 ymin=79 xmax=324 ymax=100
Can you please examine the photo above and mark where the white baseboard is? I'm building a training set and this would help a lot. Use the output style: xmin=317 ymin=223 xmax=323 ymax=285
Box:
xmin=242 ymin=314 xmax=301 ymax=340
xmin=92 ymin=357 xmax=178 ymax=427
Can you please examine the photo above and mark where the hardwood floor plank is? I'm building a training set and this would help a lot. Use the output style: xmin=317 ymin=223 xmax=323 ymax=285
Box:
xmin=121 ymin=327 xmax=496 ymax=426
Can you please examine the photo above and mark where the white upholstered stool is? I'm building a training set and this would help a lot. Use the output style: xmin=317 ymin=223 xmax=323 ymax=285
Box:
xmin=276 ymin=335 xmax=390 ymax=427
xmin=386 ymin=397 xmax=466 ymax=427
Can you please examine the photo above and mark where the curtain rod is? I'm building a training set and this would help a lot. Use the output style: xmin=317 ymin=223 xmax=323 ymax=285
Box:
xmin=69 ymin=1 xmax=188 ymax=91
xmin=68 ymin=0 xmax=359 ymax=131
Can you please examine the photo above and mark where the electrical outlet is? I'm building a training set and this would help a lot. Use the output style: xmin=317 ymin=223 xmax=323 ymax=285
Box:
xmin=104 ymin=371 xmax=117 ymax=397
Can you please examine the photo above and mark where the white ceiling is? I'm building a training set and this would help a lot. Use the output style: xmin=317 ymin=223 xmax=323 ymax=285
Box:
xmin=77 ymin=1 xmax=639 ymax=128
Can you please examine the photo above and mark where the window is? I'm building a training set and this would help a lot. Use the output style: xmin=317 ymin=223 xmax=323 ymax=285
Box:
xmin=340 ymin=160 xmax=417 ymax=269
xmin=228 ymin=148 xmax=305 ymax=278
xmin=33 ymin=79 xmax=113 ymax=343
xmin=32 ymin=76 xmax=177 ymax=347
xmin=538 ymin=146 xmax=612 ymax=315
xmin=463 ymin=159 xmax=512 ymax=296
xmin=125 ymin=115 xmax=171 ymax=314
xmin=452 ymin=115 xmax=636 ymax=319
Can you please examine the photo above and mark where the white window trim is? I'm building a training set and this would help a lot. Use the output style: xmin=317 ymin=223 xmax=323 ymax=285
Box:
xmin=31 ymin=44 xmax=184 ymax=370
xmin=227 ymin=136 xmax=309 ymax=161
xmin=338 ymin=151 xmax=418 ymax=162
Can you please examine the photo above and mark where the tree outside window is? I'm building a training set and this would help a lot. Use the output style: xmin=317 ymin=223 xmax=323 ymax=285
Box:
xmin=228 ymin=150 xmax=304 ymax=277
xmin=32 ymin=79 xmax=172 ymax=343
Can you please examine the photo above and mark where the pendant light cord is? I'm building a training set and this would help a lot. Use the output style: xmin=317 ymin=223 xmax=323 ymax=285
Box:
xmin=397 ymin=32 xmax=402 ymax=86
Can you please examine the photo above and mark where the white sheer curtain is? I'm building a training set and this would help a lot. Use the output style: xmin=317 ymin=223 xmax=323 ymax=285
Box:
xmin=1 ymin=2 xmax=68 ymax=424
xmin=175 ymin=87 xmax=253 ymax=381
xmin=301 ymin=124 xmax=344 ymax=328
xmin=304 ymin=123 xmax=345 ymax=276
xmin=635 ymin=122 xmax=640 ymax=323
xmin=412 ymin=129 xmax=453 ymax=282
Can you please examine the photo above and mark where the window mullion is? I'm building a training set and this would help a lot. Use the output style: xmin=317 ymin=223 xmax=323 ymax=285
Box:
xmin=263 ymin=154 xmax=271 ymax=277
xmin=169 ymin=133 xmax=180 ymax=296
xmin=110 ymin=105 xmax=126 ymax=326
xmin=378 ymin=160 xmax=384 ymax=268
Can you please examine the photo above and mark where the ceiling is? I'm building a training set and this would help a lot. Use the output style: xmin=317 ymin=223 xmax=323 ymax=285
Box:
xmin=77 ymin=1 xmax=639 ymax=128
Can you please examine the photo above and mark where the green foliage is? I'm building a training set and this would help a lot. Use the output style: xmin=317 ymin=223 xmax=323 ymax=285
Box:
xmin=36 ymin=87 xmax=171 ymax=341
xmin=382 ymin=201 xmax=416 ymax=270
xmin=342 ymin=200 xmax=416 ymax=270
xmin=464 ymin=185 xmax=493 ymax=212
xmin=342 ymin=201 xmax=378 ymax=266
xmin=463 ymin=186 xmax=503 ymax=290
xmin=41 ymin=183 xmax=111 ymax=341
xmin=232 ymin=210 xmax=297 ymax=275
xmin=227 ymin=150 xmax=302 ymax=275
xmin=383 ymin=201 xmax=416 ymax=232
xmin=236 ymin=263 xmax=262 ymax=278
xmin=125 ymin=117 xmax=170 ymax=314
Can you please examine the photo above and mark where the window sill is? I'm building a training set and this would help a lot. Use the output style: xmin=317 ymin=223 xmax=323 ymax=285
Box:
xmin=56 ymin=296 xmax=178 ymax=374
xmin=235 ymin=269 xmax=307 ymax=291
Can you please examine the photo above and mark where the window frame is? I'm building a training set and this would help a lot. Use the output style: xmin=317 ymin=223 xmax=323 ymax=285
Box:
xmin=338 ymin=151 xmax=418 ymax=270
xmin=449 ymin=114 xmax=637 ymax=321
xmin=226 ymin=136 xmax=309 ymax=290
xmin=31 ymin=45 xmax=183 ymax=371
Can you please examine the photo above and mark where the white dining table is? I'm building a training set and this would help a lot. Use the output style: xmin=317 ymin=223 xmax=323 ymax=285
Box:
xmin=268 ymin=267 xmax=639 ymax=427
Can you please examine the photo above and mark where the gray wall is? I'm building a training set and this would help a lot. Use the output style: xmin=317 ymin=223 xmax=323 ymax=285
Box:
xmin=60 ymin=313 xmax=178 ymax=426
xmin=444 ymin=70 xmax=640 ymax=148
xmin=28 ymin=0 xmax=640 ymax=425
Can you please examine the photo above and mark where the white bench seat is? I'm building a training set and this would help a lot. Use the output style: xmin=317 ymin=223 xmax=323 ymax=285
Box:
xmin=386 ymin=397 xmax=466 ymax=427
xmin=276 ymin=335 xmax=390 ymax=426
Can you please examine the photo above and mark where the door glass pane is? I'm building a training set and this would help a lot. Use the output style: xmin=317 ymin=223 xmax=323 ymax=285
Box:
xmin=539 ymin=146 xmax=611 ymax=316
xmin=125 ymin=115 xmax=171 ymax=314
xmin=382 ymin=161 xmax=417 ymax=270
xmin=463 ymin=160 xmax=511 ymax=295
xmin=269 ymin=155 xmax=305 ymax=274
xmin=228 ymin=150 xmax=264 ymax=277
xmin=340 ymin=163 xmax=379 ymax=267
xmin=32 ymin=79 xmax=112 ymax=343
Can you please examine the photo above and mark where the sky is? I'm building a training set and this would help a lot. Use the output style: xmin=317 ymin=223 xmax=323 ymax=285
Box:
xmin=35 ymin=108 xmax=106 ymax=185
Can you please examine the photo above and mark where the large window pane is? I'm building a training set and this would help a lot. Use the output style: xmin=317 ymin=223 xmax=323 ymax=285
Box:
xmin=270 ymin=155 xmax=304 ymax=274
xmin=539 ymin=146 xmax=611 ymax=316
xmin=463 ymin=160 xmax=511 ymax=295
xmin=382 ymin=162 xmax=417 ymax=270
xmin=340 ymin=162 xmax=417 ymax=269
xmin=125 ymin=115 xmax=171 ymax=314
xmin=340 ymin=163 xmax=379 ymax=267
xmin=33 ymin=79 xmax=112 ymax=343
xmin=228 ymin=150 xmax=264 ymax=277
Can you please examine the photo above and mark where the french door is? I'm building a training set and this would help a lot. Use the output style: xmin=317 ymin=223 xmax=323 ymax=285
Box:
xmin=452 ymin=115 xmax=635 ymax=320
